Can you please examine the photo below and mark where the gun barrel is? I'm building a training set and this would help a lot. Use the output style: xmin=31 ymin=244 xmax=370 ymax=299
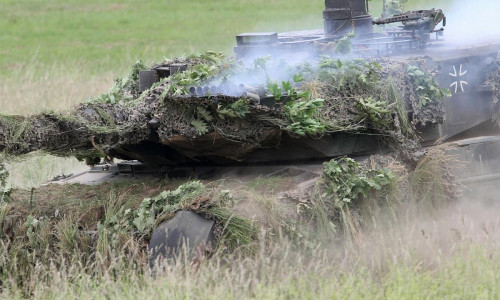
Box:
xmin=373 ymin=12 xmax=420 ymax=25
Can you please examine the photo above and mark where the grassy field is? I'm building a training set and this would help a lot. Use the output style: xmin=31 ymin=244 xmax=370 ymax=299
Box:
xmin=0 ymin=0 xmax=329 ymax=118
xmin=2 ymin=1 xmax=497 ymax=299
xmin=0 ymin=176 xmax=499 ymax=299
xmin=0 ymin=0 xmax=326 ymax=78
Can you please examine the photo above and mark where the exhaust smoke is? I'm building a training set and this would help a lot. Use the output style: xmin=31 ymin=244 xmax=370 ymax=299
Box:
xmin=443 ymin=0 xmax=500 ymax=45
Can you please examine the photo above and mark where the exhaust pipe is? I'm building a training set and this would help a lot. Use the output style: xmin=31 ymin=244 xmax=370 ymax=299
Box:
xmin=189 ymin=87 xmax=197 ymax=96
xmin=239 ymin=84 xmax=259 ymax=95
xmin=242 ymin=91 xmax=260 ymax=104
xmin=196 ymin=87 xmax=203 ymax=96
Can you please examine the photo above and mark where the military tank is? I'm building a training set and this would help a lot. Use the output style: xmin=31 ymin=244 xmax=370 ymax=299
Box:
xmin=132 ymin=0 xmax=500 ymax=184
xmin=2 ymin=0 xmax=500 ymax=263
xmin=126 ymin=1 xmax=500 ymax=262
xmin=142 ymin=0 xmax=500 ymax=262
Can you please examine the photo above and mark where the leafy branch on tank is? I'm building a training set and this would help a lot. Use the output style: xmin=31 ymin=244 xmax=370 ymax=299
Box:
xmin=320 ymin=158 xmax=395 ymax=208
xmin=102 ymin=180 xmax=258 ymax=255
xmin=407 ymin=65 xmax=451 ymax=108
xmin=482 ymin=64 xmax=500 ymax=126
xmin=93 ymin=60 xmax=147 ymax=104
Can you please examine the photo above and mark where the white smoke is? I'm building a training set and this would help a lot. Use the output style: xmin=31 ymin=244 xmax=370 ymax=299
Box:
xmin=443 ymin=0 xmax=500 ymax=45
xmin=206 ymin=0 xmax=500 ymax=95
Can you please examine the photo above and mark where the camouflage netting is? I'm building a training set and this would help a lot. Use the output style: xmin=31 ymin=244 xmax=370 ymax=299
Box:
xmin=0 ymin=52 xmax=450 ymax=164
xmin=484 ymin=64 xmax=500 ymax=124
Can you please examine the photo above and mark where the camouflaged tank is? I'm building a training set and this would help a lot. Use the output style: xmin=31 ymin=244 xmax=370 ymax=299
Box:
xmin=2 ymin=0 xmax=500 ymax=262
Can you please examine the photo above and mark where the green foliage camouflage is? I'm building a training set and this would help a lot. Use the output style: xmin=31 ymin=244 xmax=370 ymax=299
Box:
xmin=117 ymin=181 xmax=257 ymax=253
xmin=407 ymin=65 xmax=451 ymax=108
xmin=133 ymin=181 xmax=205 ymax=234
xmin=0 ymin=51 xmax=449 ymax=165
xmin=94 ymin=60 xmax=147 ymax=104
xmin=284 ymin=98 xmax=325 ymax=136
xmin=159 ymin=51 xmax=227 ymax=96
xmin=321 ymin=157 xmax=394 ymax=208
xmin=483 ymin=64 xmax=500 ymax=125
xmin=217 ymin=98 xmax=250 ymax=119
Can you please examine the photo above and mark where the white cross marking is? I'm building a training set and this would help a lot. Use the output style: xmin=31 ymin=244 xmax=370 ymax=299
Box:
xmin=449 ymin=64 xmax=468 ymax=93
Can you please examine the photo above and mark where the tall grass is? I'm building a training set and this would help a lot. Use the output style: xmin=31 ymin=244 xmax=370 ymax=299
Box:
xmin=0 ymin=196 xmax=498 ymax=299
xmin=0 ymin=151 xmax=498 ymax=299
xmin=4 ymin=153 xmax=87 ymax=189
xmin=0 ymin=59 xmax=114 ymax=115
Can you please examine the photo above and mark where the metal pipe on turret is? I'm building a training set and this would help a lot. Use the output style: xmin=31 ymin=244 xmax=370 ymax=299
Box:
xmin=242 ymin=92 xmax=260 ymax=104
xmin=239 ymin=84 xmax=259 ymax=95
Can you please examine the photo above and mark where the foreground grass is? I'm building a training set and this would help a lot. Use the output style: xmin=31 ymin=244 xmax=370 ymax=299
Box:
xmin=3 ymin=245 xmax=497 ymax=299
xmin=1 ymin=172 xmax=499 ymax=299
xmin=1 ymin=179 xmax=499 ymax=299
